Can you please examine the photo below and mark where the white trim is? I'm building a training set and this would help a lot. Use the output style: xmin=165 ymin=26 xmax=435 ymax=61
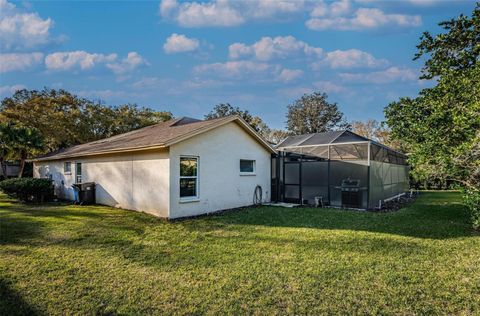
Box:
xmin=239 ymin=159 xmax=256 ymax=175
xmin=179 ymin=156 xmax=199 ymax=199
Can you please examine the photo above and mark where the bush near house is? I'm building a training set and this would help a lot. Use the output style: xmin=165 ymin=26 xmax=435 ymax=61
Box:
xmin=464 ymin=189 xmax=480 ymax=230
xmin=0 ymin=178 xmax=53 ymax=203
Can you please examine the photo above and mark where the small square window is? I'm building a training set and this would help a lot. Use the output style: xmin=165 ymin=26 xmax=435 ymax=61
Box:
xmin=64 ymin=161 xmax=71 ymax=174
xmin=240 ymin=159 xmax=255 ymax=174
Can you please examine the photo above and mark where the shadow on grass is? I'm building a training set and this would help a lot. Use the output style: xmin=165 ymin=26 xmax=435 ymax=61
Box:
xmin=192 ymin=191 xmax=474 ymax=240
xmin=0 ymin=279 xmax=41 ymax=316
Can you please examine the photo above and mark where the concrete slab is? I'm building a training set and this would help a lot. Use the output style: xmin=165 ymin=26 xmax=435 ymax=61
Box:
xmin=263 ymin=202 xmax=301 ymax=208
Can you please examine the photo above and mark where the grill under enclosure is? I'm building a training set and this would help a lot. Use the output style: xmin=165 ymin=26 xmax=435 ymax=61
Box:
xmin=340 ymin=179 xmax=362 ymax=208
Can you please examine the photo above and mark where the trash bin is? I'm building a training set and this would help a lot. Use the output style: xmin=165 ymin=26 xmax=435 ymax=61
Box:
xmin=72 ymin=182 xmax=96 ymax=205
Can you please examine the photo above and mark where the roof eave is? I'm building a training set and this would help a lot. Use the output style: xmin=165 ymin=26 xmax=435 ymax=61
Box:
xmin=29 ymin=144 xmax=168 ymax=162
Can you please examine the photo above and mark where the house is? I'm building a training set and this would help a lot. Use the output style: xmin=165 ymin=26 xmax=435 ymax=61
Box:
xmin=32 ymin=116 xmax=275 ymax=219
xmin=271 ymin=130 xmax=409 ymax=209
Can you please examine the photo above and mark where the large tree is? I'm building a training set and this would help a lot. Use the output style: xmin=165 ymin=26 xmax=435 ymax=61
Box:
xmin=385 ymin=4 xmax=479 ymax=190
xmin=286 ymin=92 xmax=349 ymax=135
xmin=205 ymin=103 xmax=271 ymax=139
xmin=0 ymin=88 xmax=172 ymax=152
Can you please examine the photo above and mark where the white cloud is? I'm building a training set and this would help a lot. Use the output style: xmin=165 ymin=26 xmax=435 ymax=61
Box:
xmin=306 ymin=6 xmax=421 ymax=31
xmin=311 ymin=0 xmax=351 ymax=17
xmin=159 ymin=0 xmax=305 ymax=27
xmin=163 ymin=33 xmax=200 ymax=54
xmin=0 ymin=84 xmax=26 ymax=95
xmin=193 ymin=60 xmax=276 ymax=79
xmin=248 ymin=0 xmax=305 ymax=18
xmin=0 ymin=52 xmax=43 ymax=73
xmin=276 ymin=68 xmax=303 ymax=82
xmin=193 ymin=60 xmax=303 ymax=84
xmin=0 ymin=0 xmax=54 ymax=51
xmin=44 ymin=51 xmax=147 ymax=75
xmin=229 ymin=35 xmax=322 ymax=61
xmin=316 ymin=49 xmax=388 ymax=69
xmin=45 ymin=51 xmax=117 ymax=71
xmin=339 ymin=67 xmax=417 ymax=83
xmin=160 ymin=0 xmax=244 ymax=27
xmin=106 ymin=52 xmax=148 ymax=75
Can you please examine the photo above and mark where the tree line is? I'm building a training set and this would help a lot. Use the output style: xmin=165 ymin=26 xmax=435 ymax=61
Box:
xmin=1 ymin=86 xmax=391 ymax=178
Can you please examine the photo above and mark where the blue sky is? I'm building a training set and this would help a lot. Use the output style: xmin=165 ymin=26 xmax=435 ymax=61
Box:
xmin=0 ymin=0 xmax=475 ymax=129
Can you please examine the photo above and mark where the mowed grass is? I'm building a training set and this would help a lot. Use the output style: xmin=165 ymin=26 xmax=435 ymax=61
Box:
xmin=1 ymin=192 xmax=479 ymax=315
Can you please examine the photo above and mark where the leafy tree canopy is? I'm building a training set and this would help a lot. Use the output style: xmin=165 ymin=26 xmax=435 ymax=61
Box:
xmin=351 ymin=119 xmax=404 ymax=151
xmin=385 ymin=4 xmax=480 ymax=189
xmin=204 ymin=103 xmax=271 ymax=139
xmin=0 ymin=88 xmax=172 ymax=153
xmin=286 ymin=92 xmax=350 ymax=135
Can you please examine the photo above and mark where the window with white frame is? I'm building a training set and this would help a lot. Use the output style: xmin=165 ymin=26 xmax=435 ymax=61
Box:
xmin=64 ymin=161 xmax=72 ymax=174
xmin=180 ymin=156 xmax=198 ymax=198
xmin=75 ymin=162 xmax=82 ymax=183
xmin=240 ymin=159 xmax=255 ymax=174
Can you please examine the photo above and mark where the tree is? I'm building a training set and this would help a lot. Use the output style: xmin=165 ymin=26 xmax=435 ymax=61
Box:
xmin=0 ymin=123 xmax=15 ymax=178
xmin=265 ymin=129 xmax=290 ymax=145
xmin=385 ymin=4 xmax=480 ymax=190
xmin=0 ymin=88 xmax=172 ymax=152
xmin=10 ymin=127 xmax=44 ymax=177
xmin=205 ymin=103 xmax=271 ymax=139
xmin=351 ymin=119 xmax=403 ymax=150
xmin=286 ymin=92 xmax=350 ymax=135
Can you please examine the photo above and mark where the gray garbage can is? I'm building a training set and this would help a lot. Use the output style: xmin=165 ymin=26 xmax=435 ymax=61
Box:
xmin=72 ymin=182 xmax=96 ymax=205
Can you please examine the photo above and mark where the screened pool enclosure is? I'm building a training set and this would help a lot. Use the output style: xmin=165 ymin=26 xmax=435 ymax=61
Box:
xmin=272 ymin=131 xmax=409 ymax=209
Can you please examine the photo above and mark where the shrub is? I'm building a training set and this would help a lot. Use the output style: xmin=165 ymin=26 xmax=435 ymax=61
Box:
xmin=0 ymin=178 xmax=54 ymax=203
xmin=464 ymin=189 xmax=480 ymax=230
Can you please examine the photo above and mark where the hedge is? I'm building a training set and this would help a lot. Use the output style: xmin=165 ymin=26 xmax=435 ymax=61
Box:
xmin=0 ymin=178 xmax=54 ymax=203
xmin=464 ymin=189 xmax=480 ymax=230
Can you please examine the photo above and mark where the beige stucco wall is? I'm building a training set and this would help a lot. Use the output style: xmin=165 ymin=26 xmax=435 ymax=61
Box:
xmin=34 ymin=149 xmax=170 ymax=217
xmin=169 ymin=121 xmax=271 ymax=218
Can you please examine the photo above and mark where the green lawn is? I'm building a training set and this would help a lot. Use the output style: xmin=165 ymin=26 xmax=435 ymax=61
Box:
xmin=1 ymin=192 xmax=479 ymax=315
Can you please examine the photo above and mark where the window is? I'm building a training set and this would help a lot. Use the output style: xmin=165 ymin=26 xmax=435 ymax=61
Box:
xmin=64 ymin=161 xmax=72 ymax=174
xmin=75 ymin=162 xmax=82 ymax=183
xmin=240 ymin=159 xmax=255 ymax=174
xmin=180 ymin=157 xmax=198 ymax=198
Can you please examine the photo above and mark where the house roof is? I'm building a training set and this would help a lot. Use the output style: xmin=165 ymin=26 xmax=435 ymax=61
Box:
xmin=32 ymin=115 xmax=276 ymax=162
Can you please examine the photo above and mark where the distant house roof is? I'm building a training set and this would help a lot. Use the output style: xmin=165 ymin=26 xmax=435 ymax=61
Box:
xmin=32 ymin=115 xmax=275 ymax=162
